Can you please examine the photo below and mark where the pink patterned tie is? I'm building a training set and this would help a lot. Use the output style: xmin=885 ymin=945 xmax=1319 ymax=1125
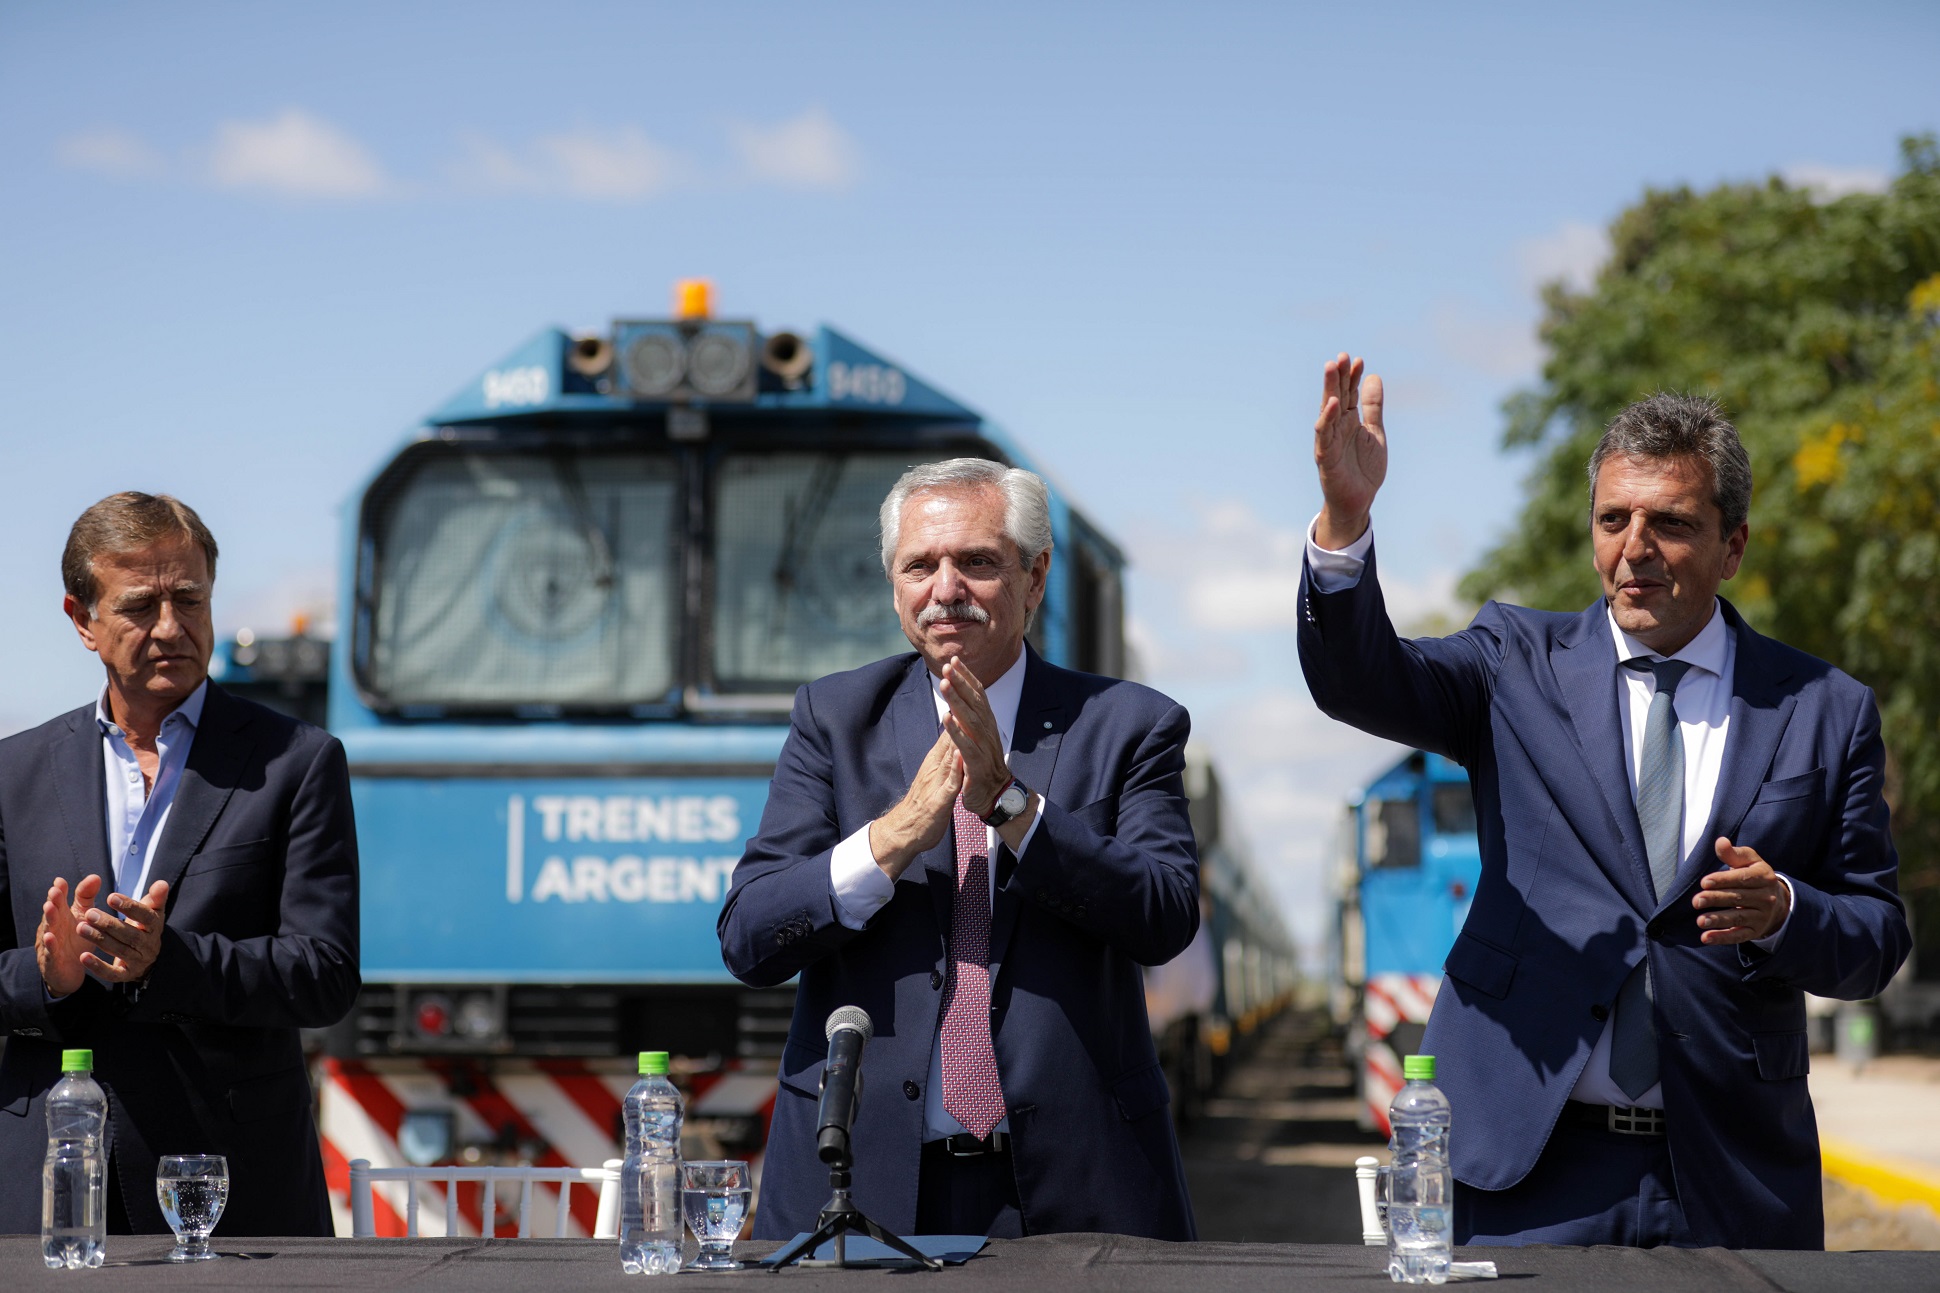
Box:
xmin=939 ymin=793 xmax=1006 ymax=1139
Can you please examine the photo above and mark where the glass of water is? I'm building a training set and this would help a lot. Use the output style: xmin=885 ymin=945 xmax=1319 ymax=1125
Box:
xmin=156 ymin=1154 xmax=228 ymax=1262
xmin=681 ymin=1160 xmax=750 ymax=1271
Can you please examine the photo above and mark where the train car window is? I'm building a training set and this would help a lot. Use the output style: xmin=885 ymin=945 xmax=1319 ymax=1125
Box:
xmin=1432 ymin=783 xmax=1478 ymax=837
xmin=711 ymin=452 xmax=912 ymax=689
xmin=364 ymin=450 xmax=678 ymax=706
xmin=1366 ymin=797 xmax=1421 ymax=869
xmin=1069 ymin=537 xmax=1125 ymax=676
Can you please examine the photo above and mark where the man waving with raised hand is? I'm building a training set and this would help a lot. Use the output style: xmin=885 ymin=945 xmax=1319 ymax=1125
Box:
xmin=1297 ymin=354 xmax=1907 ymax=1249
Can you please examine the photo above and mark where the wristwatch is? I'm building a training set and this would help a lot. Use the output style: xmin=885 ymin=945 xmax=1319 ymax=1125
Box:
xmin=979 ymin=776 xmax=1032 ymax=828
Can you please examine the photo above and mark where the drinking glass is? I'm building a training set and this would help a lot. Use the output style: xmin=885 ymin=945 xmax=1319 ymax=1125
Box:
xmin=156 ymin=1154 xmax=228 ymax=1262
xmin=681 ymin=1160 xmax=751 ymax=1271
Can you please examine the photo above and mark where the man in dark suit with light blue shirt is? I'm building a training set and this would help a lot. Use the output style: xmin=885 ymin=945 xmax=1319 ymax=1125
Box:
xmin=1297 ymin=356 xmax=1909 ymax=1248
xmin=719 ymin=458 xmax=1199 ymax=1241
xmin=0 ymin=492 xmax=359 ymax=1236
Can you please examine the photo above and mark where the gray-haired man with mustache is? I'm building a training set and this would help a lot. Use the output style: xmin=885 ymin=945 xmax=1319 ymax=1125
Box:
xmin=720 ymin=458 xmax=1201 ymax=1241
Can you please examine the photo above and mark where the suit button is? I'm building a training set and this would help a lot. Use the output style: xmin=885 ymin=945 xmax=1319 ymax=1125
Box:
xmin=930 ymin=970 xmax=942 ymax=990
xmin=1591 ymin=1004 xmax=1609 ymax=1021
xmin=903 ymin=1081 xmax=920 ymax=1101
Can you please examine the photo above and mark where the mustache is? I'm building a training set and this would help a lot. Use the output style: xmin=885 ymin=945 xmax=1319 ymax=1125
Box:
xmin=917 ymin=602 xmax=990 ymax=627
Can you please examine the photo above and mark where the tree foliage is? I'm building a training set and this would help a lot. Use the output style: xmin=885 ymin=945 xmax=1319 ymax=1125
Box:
xmin=1461 ymin=135 xmax=1940 ymax=951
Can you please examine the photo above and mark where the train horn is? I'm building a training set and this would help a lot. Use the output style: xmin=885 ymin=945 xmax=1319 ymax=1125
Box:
xmin=761 ymin=331 xmax=813 ymax=386
xmin=566 ymin=334 xmax=614 ymax=378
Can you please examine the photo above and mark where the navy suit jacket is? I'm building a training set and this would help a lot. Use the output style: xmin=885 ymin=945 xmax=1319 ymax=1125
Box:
xmin=718 ymin=649 xmax=1199 ymax=1241
xmin=0 ymin=684 xmax=360 ymax=1236
xmin=1298 ymin=548 xmax=1909 ymax=1249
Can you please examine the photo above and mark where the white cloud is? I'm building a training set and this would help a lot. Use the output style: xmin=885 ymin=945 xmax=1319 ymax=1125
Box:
xmin=1782 ymin=162 xmax=1890 ymax=200
xmin=539 ymin=126 xmax=687 ymax=199
xmin=454 ymin=126 xmax=688 ymax=200
xmin=218 ymin=562 xmax=337 ymax=642
xmin=206 ymin=108 xmax=387 ymax=199
xmin=1195 ymin=685 xmax=1407 ymax=969
xmin=1144 ymin=498 xmax=1465 ymax=635
xmin=57 ymin=127 xmax=166 ymax=179
xmin=1121 ymin=495 xmax=1476 ymax=965
xmin=1431 ymin=303 xmax=1544 ymax=380
xmin=728 ymin=106 xmax=862 ymax=191
xmin=1516 ymin=219 xmax=1609 ymax=295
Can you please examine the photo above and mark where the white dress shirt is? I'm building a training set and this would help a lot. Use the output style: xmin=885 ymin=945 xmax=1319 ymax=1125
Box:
xmin=98 ymin=679 xmax=208 ymax=897
xmin=1305 ymin=520 xmax=1789 ymax=1110
xmin=828 ymin=652 xmax=1042 ymax=1140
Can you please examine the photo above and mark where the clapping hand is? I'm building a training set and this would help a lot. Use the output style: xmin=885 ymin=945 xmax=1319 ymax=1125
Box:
xmin=869 ymin=730 xmax=964 ymax=880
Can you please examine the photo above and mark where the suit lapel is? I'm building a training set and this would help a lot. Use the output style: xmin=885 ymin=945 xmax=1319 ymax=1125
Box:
xmin=1666 ymin=603 xmax=1797 ymax=906
xmin=49 ymin=706 xmax=110 ymax=881
xmin=1549 ymin=604 xmax=1657 ymax=915
xmin=988 ymin=648 xmax=1066 ymax=983
xmin=144 ymin=685 xmax=254 ymax=899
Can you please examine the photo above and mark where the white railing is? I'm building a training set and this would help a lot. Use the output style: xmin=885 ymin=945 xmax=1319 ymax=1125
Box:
xmin=347 ymin=1158 xmax=623 ymax=1239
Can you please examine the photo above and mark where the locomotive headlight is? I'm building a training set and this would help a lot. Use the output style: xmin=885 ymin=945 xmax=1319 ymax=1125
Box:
xmin=686 ymin=330 xmax=753 ymax=398
xmin=622 ymin=333 xmax=685 ymax=397
xmin=454 ymin=991 xmax=502 ymax=1041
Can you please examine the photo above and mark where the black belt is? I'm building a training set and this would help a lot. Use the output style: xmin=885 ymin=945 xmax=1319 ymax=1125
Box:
xmin=1562 ymin=1101 xmax=1666 ymax=1136
xmin=932 ymin=1130 xmax=1008 ymax=1157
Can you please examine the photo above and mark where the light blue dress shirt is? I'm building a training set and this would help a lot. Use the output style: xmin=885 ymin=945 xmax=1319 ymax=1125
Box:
xmin=97 ymin=679 xmax=208 ymax=897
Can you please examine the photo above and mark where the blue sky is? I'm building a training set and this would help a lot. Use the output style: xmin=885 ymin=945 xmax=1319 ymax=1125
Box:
xmin=2 ymin=1 xmax=1933 ymax=960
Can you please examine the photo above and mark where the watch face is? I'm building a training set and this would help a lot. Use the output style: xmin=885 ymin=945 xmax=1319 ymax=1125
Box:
xmin=999 ymin=783 xmax=1028 ymax=815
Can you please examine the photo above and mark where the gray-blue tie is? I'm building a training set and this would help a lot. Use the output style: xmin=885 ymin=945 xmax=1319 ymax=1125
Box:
xmin=1609 ymin=657 xmax=1693 ymax=1101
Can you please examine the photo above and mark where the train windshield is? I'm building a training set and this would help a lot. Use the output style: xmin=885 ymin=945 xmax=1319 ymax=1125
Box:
xmin=711 ymin=451 xmax=912 ymax=689
xmin=363 ymin=450 xmax=679 ymax=707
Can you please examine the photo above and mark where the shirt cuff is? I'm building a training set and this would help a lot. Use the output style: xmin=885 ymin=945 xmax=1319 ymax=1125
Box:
xmin=830 ymin=824 xmax=897 ymax=930
xmin=1305 ymin=515 xmax=1373 ymax=593
xmin=1008 ymin=795 xmax=1045 ymax=859
xmin=1751 ymin=874 xmax=1797 ymax=951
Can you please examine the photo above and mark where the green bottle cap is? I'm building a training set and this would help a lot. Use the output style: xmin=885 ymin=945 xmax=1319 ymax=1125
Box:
xmin=639 ymin=1051 xmax=670 ymax=1076
xmin=61 ymin=1049 xmax=93 ymax=1073
xmin=1403 ymin=1054 xmax=1436 ymax=1082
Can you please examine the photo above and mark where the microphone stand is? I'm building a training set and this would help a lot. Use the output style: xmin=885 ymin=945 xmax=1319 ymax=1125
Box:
xmin=764 ymin=1130 xmax=942 ymax=1272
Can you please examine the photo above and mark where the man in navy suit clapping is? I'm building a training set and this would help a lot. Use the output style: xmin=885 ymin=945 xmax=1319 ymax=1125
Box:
xmin=0 ymin=493 xmax=358 ymax=1236
xmin=721 ymin=458 xmax=1198 ymax=1241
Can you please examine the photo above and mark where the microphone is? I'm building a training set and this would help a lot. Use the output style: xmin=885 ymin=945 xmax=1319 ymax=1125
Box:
xmin=816 ymin=1006 xmax=873 ymax=1165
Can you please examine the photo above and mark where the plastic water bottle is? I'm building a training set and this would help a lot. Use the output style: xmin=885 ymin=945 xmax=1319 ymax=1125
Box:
xmin=620 ymin=1050 xmax=683 ymax=1274
xmin=1387 ymin=1054 xmax=1452 ymax=1285
xmin=42 ymin=1049 xmax=107 ymax=1270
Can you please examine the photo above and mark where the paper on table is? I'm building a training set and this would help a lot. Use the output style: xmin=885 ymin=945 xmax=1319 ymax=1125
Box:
xmin=1447 ymin=1260 xmax=1498 ymax=1280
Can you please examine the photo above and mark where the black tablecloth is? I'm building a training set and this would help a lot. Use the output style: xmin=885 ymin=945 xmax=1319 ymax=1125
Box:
xmin=10 ymin=1234 xmax=1939 ymax=1292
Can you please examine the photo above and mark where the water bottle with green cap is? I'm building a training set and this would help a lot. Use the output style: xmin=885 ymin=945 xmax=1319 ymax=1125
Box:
xmin=1386 ymin=1054 xmax=1451 ymax=1284
xmin=42 ymin=1049 xmax=108 ymax=1269
xmin=620 ymin=1051 xmax=683 ymax=1274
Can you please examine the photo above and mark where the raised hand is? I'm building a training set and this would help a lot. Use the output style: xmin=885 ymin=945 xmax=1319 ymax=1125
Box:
xmin=1313 ymin=352 xmax=1388 ymax=550
xmin=868 ymin=730 xmax=965 ymax=880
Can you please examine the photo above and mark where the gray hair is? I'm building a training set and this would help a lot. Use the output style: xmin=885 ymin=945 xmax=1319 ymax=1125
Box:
xmin=879 ymin=457 xmax=1053 ymax=575
xmin=1587 ymin=393 xmax=1752 ymax=535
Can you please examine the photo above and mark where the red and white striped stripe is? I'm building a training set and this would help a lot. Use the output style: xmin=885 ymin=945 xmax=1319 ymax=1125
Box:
xmin=318 ymin=1058 xmax=776 ymax=1238
xmin=1361 ymin=973 xmax=1440 ymax=1137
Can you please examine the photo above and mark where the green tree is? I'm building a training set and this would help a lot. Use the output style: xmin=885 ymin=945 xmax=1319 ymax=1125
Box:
xmin=1461 ymin=135 xmax=1940 ymax=980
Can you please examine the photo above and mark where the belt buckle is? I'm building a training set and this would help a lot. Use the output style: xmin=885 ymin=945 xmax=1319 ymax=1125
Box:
xmin=1607 ymin=1104 xmax=1665 ymax=1136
